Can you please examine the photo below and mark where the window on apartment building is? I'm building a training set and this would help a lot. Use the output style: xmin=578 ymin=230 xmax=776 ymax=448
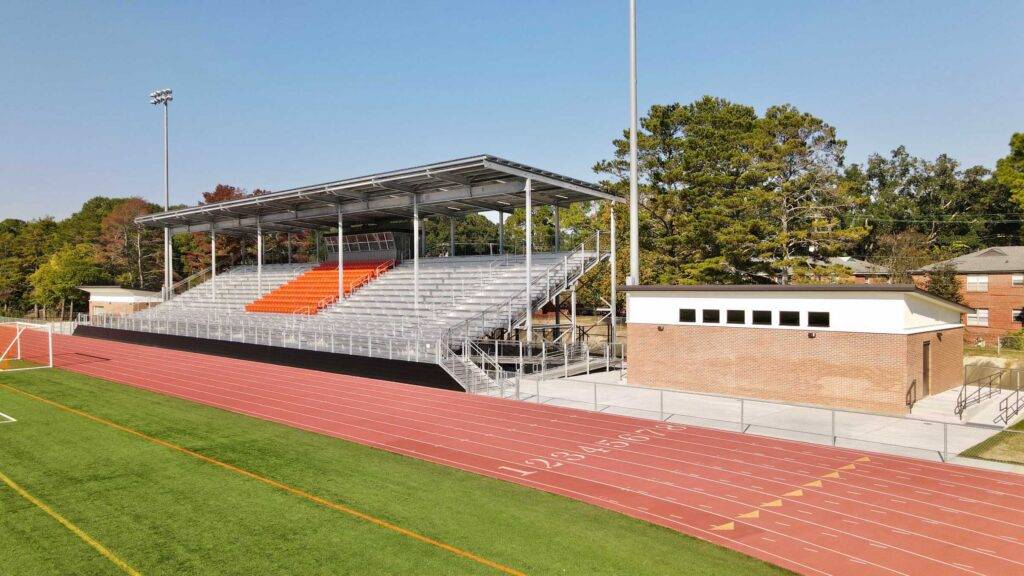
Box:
xmin=752 ymin=310 xmax=772 ymax=325
xmin=678 ymin=308 xmax=696 ymax=323
xmin=702 ymin=309 xmax=720 ymax=323
xmin=1013 ymin=274 xmax=1024 ymax=287
xmin=808 ymin=311 xmax=830 ymax=328
xmin=726 ymin=309 xmax=745 ymax=324
xmin=966 ymin=275 xmax=989 ymax=292
xmin=967 ymin=309 xmax=989 ymax=327
xmin=1013 ymin=309 xmax=1024 ymax=324
xmin=779 ymin=311 xmax=801 ymax=326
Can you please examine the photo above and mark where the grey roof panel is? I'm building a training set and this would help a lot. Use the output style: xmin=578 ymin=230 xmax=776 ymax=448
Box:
xmin=919 ymin=246 xmax=1024 ymax=273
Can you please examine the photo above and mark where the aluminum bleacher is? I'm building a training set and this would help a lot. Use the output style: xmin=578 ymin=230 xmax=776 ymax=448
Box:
xmin=83 ymin=233 xmax=608 ymax=391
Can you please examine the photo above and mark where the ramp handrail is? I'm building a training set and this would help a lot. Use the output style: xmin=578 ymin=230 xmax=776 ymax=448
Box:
xmin=995 ymin=383 xmax=1023 ymax=425
xmin=955 ymin=370 xmax=1004 ymax=419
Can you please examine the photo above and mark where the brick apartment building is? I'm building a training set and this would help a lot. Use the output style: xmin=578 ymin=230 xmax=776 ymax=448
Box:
xmin=917 ymin=247 xmax=1024 ymax=345
xmin=623 ymin=285 xmax=969 ymax=414
xmin=828 ymin=256 xmax=891 ymax=284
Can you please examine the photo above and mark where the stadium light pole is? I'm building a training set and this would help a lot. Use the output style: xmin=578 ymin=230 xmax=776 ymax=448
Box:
xmin=150 ymin=88 xmax=173 ymax=299
xmin=627 ymin=0 xmax=640 ymax=286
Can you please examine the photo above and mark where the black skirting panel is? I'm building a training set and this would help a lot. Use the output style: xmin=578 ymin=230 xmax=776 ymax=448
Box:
xmin=73 ymin=325 xmax=462 ymax=392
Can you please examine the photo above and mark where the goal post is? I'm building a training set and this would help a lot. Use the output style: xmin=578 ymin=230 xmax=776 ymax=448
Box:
xmin=0 ymin=321 xmax=53 ymax=372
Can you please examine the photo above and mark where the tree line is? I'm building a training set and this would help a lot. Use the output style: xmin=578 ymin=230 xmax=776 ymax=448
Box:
xmin=2 ymin=96 xmax=1022 ymax=317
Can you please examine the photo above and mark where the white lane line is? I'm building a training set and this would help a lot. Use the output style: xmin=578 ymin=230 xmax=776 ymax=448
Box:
xmin=0 ymin=411 xmax=16 ymax=424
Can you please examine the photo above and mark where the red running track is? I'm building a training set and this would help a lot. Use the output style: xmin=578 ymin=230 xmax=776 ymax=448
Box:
xmin=13 ymin=333 xmax=1024 ymax=576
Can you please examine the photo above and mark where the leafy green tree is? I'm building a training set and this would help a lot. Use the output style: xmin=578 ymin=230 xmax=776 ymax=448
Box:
xmin=740 ymin=104 xmax=867 ymax=283
xmin=424 ymin=213 xmax=499 ymax=256
xmin=923 ymin=263 xmax=964 ymax=304
xmin=996 ymin=133 xmax=1024 ymax=224
xmin=28 ymin=244 xmax=107 ymax=319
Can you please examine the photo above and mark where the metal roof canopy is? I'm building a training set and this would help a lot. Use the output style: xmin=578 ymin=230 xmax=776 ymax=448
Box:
xmin=136 ymin=155 xmax=621 ymax=235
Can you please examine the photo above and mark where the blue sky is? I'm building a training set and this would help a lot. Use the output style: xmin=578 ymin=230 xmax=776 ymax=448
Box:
xmin=2 ymin=1 xmax=1021 ymax=220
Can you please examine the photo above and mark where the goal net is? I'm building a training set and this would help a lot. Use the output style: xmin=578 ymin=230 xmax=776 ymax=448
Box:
xmin=0 ymin=321 xmax=53 ymax=372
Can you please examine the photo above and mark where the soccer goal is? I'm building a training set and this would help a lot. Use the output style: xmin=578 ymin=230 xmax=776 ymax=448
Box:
xmin=0 ymin=321 xmax=54 ymax=372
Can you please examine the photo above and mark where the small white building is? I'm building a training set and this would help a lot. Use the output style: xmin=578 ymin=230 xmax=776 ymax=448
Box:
xmin=78 ymin=286 xmax=162 ymax=317
xmin=624 ymin=285 xmax=971 ymax=414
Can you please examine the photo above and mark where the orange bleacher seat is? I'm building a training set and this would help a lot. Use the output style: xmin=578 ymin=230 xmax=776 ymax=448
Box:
xmin=246 ymin=260 xmax=392 ymax=314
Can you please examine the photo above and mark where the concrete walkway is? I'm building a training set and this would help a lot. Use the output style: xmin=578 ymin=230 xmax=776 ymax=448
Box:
xmin=513 ymin=370 xmax=1020 ymax=470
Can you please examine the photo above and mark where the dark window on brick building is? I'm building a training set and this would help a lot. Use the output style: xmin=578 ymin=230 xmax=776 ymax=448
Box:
xmin=679 ymin=308 xmax=696 ymax=323
xmin=779 ymin=311 xmax=801 ymax=326
xmin=726 ymin=310 xmax=745 ymax=324
xmin=752 ymin=310 xmax=772 ymax=325
xmin=808 ymin=311 xmax=830 ymax=328
xmin=702 ymin=309 xmax=720 ymax=323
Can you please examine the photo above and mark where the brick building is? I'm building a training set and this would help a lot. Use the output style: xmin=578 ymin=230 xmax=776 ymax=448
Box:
xmin=917 ymin=247 xmax=1024 ymax=346
xmin=623 ymin=285 xmax=970 ymax=414
xmin=78 ymin=286 xmax=162 ymax=316
xmin=828 ymin=256 xmax=890 ymax=284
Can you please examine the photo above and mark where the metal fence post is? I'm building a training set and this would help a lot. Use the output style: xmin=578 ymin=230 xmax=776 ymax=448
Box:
xmin=659 ymin=389 xmax=664 ymax=421
xmin=943 ymin=424 xmax=949 ymax=462
xmin=740 ymin=399 xmax=745 ymax=433
xmin=831 ymin=410 xmax=837 ymax=446
xmin=593 ymin=382 xmax=598 ymax=412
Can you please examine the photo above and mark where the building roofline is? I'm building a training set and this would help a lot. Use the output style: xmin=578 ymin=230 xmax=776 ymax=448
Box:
xmin=620 ymin=284 xmax=974 ymax=313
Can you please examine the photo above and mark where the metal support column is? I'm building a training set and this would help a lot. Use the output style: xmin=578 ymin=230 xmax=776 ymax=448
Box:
xmin=164 ymin=228 xmax=171 ymax=300
xmin=449 ymin=216 xmax=456 ymax=257
xmin=610 ymin=204 xmax=618 ymax=345
xmin=498 ymin=211 xmax=505 ymax=254
xmin=286 ymin=232 xmax=292 ymax=264
xmin=628 ymin=0 xmax=640 ymax=285
xmin=256 ymin=217 xmax=263 ymax=294
xmin=525 ymin=179 xmax=533 ymax=343
xmin=413 ymin=195 xmax=420 ymax=314
xmin=553 ymin=205 xmax=561 ymax=252
xmin=337 ymin=204 xmax=344 ymax=299
xmin=210 ymin=223 xmax=217 ymax=299
xmin=570 ymin=286 xmax=578 ymax=343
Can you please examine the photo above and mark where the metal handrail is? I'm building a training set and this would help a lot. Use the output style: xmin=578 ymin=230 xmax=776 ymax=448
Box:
xmin=996 ymin=382 xmax=1023 ymax=425
xmin=955 ymin=370 xmax=1004 ymax=419
xmin=444 ymin=231 xmax=602 ymax=344
xmin=905 ymin=379 xmax=917 ymax=411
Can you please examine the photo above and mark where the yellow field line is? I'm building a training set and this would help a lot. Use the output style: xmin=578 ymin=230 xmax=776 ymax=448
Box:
xmin=0 ymin=382 xmax=525 ymax=576
xmin=0 ymin=469 xmax=141 ymax=576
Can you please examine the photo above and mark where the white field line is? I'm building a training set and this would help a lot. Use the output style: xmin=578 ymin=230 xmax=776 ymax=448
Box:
xmin=0 ymin=411 xmax=16 ymax=424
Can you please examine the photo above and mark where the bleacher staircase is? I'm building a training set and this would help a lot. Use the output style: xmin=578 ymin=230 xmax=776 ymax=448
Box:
xmin=438 ymin=232 xmax=607 ymax=392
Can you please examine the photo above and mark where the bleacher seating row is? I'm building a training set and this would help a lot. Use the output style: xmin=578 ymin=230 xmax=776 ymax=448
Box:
xmin=246 ymin=261 xmax=392 ymax=314
xmin=131 ymin=252 xmax=595 ymax=341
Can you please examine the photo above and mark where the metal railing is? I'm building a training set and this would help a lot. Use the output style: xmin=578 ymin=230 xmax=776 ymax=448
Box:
xmin=82 ymin=312 xmax=438 ymax=363
xmin=510 ymin=376 xmax=1020 ymax=468
xmin=995 ymin=380 xmax=1024 ymax=425
xmin=955 ymin=370 xmax=1004 ymax=419
xmin=905 ymin=379 xmax=917 ymax=411
xmin=445 ymin=231 xmax=604 ymax=343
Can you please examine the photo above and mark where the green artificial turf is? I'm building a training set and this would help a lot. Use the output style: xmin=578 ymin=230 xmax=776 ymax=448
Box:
xmin=0 ymin=368 xmax=789 ymax=575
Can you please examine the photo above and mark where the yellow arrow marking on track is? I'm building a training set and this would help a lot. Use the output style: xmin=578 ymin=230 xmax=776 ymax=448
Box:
xmin=783 ymin=489 xmax=804 ymax=497
xmin=822 ymin=471 xmax=841 ymax=479
xmin=737 ymin=510 xmax=760 ymax=519
xmin=856 ymin=456 xmax=871 ymax=463
xmin=803 ymin=480 xmax=823 ymax=488
xmin=840 ymin=464 xmax=856 ymax=471
xmin=761 ymin=499 xmax=783 ymax=508
xmin=712 ymin=522 xmax=735 ymax=531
